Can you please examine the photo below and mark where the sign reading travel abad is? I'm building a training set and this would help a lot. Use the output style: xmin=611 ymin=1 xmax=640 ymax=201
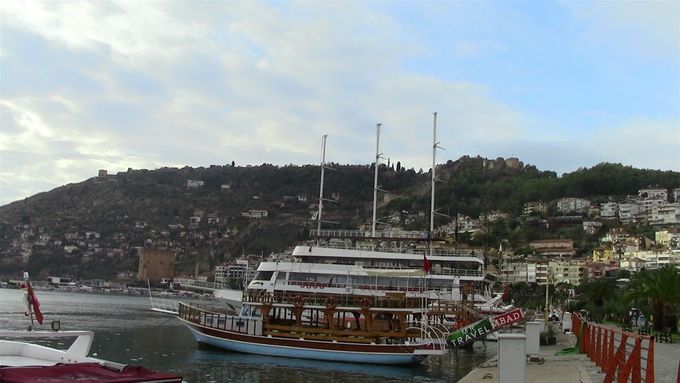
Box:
xmin=447 ymin=308 xmax=524 ymax=348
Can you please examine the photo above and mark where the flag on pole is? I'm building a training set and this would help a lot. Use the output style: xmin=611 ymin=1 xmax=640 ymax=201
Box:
xmin=423 ymin=253 xmax=432 ymax=273
xmin=24 ymin=281 xmax=44 ymax=325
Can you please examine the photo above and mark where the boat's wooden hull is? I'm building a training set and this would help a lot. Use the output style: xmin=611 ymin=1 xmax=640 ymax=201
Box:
xmin=181 ymin=319 xmax=433 ymax=365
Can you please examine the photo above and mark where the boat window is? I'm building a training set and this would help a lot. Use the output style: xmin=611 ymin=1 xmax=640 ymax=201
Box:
xmin=253 ymin=271 xmax=274 ymax=281
xmin=288 ymin=273 xmax=333 ymax=282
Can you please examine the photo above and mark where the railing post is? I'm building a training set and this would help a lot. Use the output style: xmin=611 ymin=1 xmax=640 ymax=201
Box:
xmin=646 ymin=337 xmax=655 ymax=383
xmin=595 ymin=326 xmax=603 ymax=368
xmin=605 ymin=332 xmax=628 ymax=383
xmin=630 ymin=337 xmax=642 ymax=383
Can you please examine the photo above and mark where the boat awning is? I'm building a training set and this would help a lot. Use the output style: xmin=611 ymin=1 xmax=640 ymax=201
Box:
xmin=364 ymin=269 xmax=426 ymax=277
xmin=0 ymin=363 xmax=182 ymax=383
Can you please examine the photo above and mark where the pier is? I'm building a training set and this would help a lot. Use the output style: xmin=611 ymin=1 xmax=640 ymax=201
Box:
xmin=458 ymin=315 xmax=680 ymax=383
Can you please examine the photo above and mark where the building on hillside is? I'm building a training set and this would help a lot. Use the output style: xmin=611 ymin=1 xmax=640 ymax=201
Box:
xmin=584 ymin=262 xmax=621 ymax=280
xmin=499 ymin=260 xmax=537 ymax=284
xmin=137 ymin=248 xmax=175 ymax=283
xmin=241 ymin=209 xmax=268 ymax=219
xmin=600 ymin=202 xmax=618 ymax=219
xmin=186 ymin=179 xmax=204 ymax=188
xmin=655 ymin=229 xmax=680 ymax=249
xmin=535 ymin=262 xmax=548 ymax=285
xmin=523 ymin=201 xmax=548 ymax=216
xmin=600 ymin=228 xmax=629 ymax=245
xmin=641 ymin=198 xmax=665 ymax=217
xmin=548 ymin=259 xmax=586 ymax=286
xmin=98 ymin=169 xmax=108 ymax=178
xmin=529 ymin=239 xmax=575 ymax=257
xmin=583 ymin=221 xmax=603 ymax=235
xmin=618 ymin=201 xmax=645 ymax=224
xmin=592 ymin=247 xmax=616 ymax=263
xmin=650 ymin=202 xmax=680 ymax=225
xmin=638 ymin=187 xmax=668 ymax=201
xmin=557 ymin=198 xmax=591 ymax=214
xmin=485 ymin=210 xmax=509 ymax=223
xmin=457 ymin=215 xmax=482 ymax=233
xmin=215 ymin=260 xmax=254 ymax=283
xmin=674 ymin=188 xmax=680 ymax=202
xmin=619 ymin=251 xmax=679 ymax=272
xmin=505 ymin=157 xmax=524 ymax=169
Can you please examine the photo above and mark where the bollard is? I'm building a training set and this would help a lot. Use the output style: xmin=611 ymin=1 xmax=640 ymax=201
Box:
xmin=498 ymin=333 xmax=527 ymax=383
xmin=526 ymin=321 xmax=543 ymax=357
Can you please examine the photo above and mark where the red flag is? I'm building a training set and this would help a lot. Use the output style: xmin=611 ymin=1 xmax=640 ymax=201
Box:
xmin=25 ymin=281 xmax=44 ymax=324
xmin=423 ymin=254 xmax=432 ymax=273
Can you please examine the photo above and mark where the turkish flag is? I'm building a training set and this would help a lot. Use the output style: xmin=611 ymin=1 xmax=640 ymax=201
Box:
xmin=423 ymin=254 xmax=432 ymax=273
xmin=25 ymin=281 xmax=44 ymax=324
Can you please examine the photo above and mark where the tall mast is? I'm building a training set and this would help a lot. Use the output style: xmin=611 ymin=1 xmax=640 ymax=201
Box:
xmin=371 ymin=123 xmax=382 ymax=237
xmin=430 ymin=112 xmax=437 ymax=234
xmin=317 ymin=134 xmax=327 ymax=237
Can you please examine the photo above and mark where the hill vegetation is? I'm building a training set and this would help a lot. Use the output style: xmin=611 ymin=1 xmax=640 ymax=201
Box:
xmin=0 ymin=157 xmax=678 ymax=280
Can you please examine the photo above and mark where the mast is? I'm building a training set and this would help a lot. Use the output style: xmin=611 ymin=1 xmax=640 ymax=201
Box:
xmin=430 ymin=112 xmax=437 ymax=235
xmin=317 ymin=134 xmax=328 ymax=238
xmin=371 ymin=123 xmax=382 ymax=237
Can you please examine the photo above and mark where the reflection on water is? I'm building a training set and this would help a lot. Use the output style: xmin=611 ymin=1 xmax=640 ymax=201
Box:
xmin=0 ymin=289 xmax=496 ymax=382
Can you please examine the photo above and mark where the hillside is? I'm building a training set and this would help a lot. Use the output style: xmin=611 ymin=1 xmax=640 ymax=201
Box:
xmin=1 ymin=158 xmax=678 ymax=280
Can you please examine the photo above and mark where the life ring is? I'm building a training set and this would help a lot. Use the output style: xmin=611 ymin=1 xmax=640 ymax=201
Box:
xmin=325 ymin=296 xmax=336 ymax=309
xmin=359 ymin=297 xmax=372 ymax=311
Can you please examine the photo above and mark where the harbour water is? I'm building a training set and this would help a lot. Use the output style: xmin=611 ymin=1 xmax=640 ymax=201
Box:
xmin=0 ymin=288 xmax=495 ymax=382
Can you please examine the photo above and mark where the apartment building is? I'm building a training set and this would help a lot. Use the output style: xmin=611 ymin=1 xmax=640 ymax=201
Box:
xmin=557 ymin=197 xmax=591 ymax=214
xmin=600 ymin=202 xmax=619 ymax=219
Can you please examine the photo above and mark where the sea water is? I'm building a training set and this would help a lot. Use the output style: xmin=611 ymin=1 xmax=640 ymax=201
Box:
xmin=0 ymin=288 xmax=495 ymax=382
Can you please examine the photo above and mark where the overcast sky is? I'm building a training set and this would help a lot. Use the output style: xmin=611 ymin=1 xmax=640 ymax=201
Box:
xmin=1 ymin=1 xmax=679 ymax=206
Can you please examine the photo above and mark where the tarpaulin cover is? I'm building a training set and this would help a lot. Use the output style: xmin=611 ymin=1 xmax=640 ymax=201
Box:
xmin=0 ymin=362 xmax=182 ymax=383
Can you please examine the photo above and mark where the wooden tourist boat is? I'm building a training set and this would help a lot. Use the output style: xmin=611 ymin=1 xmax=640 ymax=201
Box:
xmin=177 ymin=290 xmax=449 ymax=364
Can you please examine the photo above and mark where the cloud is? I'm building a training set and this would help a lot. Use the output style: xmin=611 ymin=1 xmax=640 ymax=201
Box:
xmin=0 ymin=2 xmax=677 ymax=205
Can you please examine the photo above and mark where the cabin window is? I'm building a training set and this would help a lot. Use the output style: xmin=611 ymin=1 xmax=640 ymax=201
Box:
xmin=253 ymin=271 xmax=274 ymax=281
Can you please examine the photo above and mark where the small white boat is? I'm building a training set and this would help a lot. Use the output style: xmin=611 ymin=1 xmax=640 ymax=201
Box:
xmin=0 ymin=275 xmax=182 ymax=383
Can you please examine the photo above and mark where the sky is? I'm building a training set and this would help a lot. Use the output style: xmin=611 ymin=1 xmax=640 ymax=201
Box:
xmin=0 ymin=1 xmax=679 ymax=206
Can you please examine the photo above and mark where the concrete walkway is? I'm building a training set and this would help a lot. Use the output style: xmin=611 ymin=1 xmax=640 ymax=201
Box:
xmin=458 ymin=329 xmax=594 ymax=383
xmin=652 ymin=341 xmax=680 ymax=383
xmin=458 ymin=328 xmax=680 ymax=383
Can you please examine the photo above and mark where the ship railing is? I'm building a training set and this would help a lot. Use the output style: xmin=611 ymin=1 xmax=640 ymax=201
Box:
xmin=306 ymin=243 xmax=484 ymax=260
xmin=311 ymin=229 xmax=434 ymax=240
xmin=178 ymin=302 xmax=261 ymax=336
xmin=149 ymin=297 xmax=179 ymax=315
xmin=405 ymin=320 xmax=448 ymax=350
xmin=174 ymin=278 xmax=232 ymax=291
xmin=286 ymin=280 xmax=430 ymax=292
xmin=244 ymin=291 xmax=432 ymax=310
